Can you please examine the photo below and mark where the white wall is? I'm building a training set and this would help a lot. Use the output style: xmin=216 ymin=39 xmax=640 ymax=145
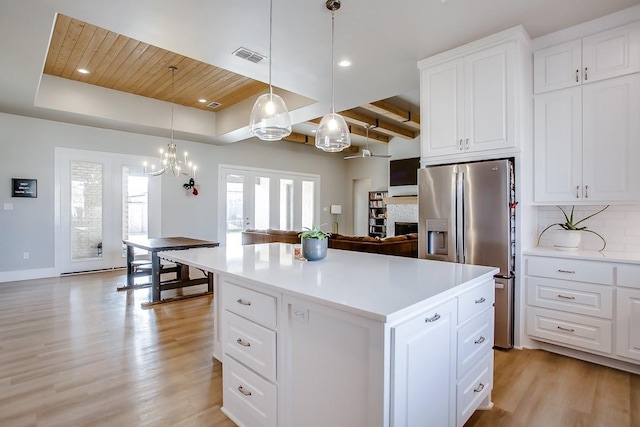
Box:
xmin=536 ymin=205 xmax=640 ymax=252
xmin=0 ymin=112 xmax=347 ymax=277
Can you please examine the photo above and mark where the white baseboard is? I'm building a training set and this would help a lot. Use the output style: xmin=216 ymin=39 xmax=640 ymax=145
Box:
xmin=0 ymin=268 xmax=58 ymax=283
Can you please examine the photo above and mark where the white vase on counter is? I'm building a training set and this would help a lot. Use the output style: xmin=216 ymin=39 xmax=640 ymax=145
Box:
xmin=552 ymin=229 xmax=582 ymax=251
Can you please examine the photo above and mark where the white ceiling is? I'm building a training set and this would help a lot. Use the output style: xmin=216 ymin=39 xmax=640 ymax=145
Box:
xmin=0 ymin=0 xmax=638 ymax=144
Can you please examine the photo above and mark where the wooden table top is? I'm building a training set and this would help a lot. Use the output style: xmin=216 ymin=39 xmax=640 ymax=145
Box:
xmin=122 ymin=237 xmax=219 ymax=251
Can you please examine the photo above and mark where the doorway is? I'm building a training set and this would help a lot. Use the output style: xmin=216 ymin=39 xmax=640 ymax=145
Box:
xmin=353 ymin=178 xmax=371 ymax=236
xmin=55 ymin=148 xmax=160 ymax=274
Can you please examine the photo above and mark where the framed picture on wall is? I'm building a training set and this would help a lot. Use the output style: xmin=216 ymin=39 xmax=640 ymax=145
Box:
xmin=12 ymin=178 xmax=37 ymax=198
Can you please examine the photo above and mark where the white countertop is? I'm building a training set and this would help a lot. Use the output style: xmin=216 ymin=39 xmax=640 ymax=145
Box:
xmin=524 ymin=246 xmax=640 ymax=264
xmin=159 ymin=243 xmax=498 ymax=323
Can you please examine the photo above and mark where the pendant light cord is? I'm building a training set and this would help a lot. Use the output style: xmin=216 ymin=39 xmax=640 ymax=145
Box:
xmin=330 ymin=10 xmax=335 ymax=114
xmin=170 ymin=66 xmax=176 ymax=143
xmin=268 ymin=0 xmax=274 ymax=96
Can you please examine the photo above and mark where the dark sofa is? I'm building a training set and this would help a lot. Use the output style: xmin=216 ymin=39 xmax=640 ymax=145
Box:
xmin=241 ymin=229 xmax=418 ymax=258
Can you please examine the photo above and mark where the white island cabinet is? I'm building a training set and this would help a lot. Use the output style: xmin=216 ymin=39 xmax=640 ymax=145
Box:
xmin=160 ymin=243 xmax=498 ymax=427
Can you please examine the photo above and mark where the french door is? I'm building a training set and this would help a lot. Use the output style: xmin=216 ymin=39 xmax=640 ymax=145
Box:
xmin=55 ymin=148 xmax=160 ymax=274
xmin=218 ymin=165 xmax=319 ymax=247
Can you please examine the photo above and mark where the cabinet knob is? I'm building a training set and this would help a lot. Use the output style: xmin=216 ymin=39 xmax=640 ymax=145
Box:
xmin=473 ymin=383 xmax=485 ymax=393
xmin=575 ymin=186 xmax=580 ymax=199
xmin=575 ymin=69 xmax=579 ymax=82
xmin=236 ymin=299 xmax=252 ymax=306
xmin=465 ymin=138 xmax=469 ymax=149
xmin=425 ymin=313 xmax=441 ymax=323
xmin=584 ymin=185 xmax=589 ymax=198
xmin=584 ymin=67 xmax=588 ymax=81
xmin=474 ymin=336 xmax=486 ymax=345
xmin=458 ymin=139 xmax=463 ymax=150
xmin=557 ymin=325 xmax=575 ymax=333
xmin=557 ymin=269 xmax=576 ymax=274
xmin=475 ymin=297 xmax=486 ymax=304
xmin=557 ymin=294 xmax=576 ymax=300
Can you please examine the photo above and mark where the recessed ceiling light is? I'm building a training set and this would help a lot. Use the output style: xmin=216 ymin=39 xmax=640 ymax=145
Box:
xmin=77 ymin=68 xmax=90 ymax=74
xmin=338 ymin=60 xmax=351 ymax=67
xmin=198 ymin=99 xmax=207 ymax=103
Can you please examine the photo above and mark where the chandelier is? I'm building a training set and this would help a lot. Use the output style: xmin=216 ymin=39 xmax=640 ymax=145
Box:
xmin=144 ymin=66 xmax=197 ymax=178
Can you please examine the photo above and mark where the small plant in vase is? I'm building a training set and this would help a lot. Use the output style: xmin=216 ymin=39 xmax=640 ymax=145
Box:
xmin=298 ymin=225 xmax=331 ymax=261
xmin=538 ymin=205 xmax=609 ymax=251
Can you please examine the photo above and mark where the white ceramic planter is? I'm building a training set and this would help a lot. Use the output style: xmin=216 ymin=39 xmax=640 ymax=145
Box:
xmin=553 ymin=229 xmax=582 ymax=251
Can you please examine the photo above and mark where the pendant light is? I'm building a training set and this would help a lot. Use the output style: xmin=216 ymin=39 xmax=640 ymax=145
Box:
xmin=316 ymin=0 xmax=351 ymax=152
xmin=249 ymin=0 xmax=292 ymax=141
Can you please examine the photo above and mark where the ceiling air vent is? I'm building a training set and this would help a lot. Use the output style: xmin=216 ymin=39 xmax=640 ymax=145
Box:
xmin=232 ymin=47 xmax=266 ymax=64
xmin=207 ymin=101 xmax=221 ymax=109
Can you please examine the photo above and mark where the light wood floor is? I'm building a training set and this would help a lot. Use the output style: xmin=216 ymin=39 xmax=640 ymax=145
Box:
xmin=1 ymin=271 xmax=638 ymax=426
xmin=466 ymin=347 xmax=640 ymax=427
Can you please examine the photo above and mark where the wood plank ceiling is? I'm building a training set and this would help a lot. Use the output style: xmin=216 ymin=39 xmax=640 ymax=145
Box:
xmin=44 ymin=14 xmax=420 ymax=149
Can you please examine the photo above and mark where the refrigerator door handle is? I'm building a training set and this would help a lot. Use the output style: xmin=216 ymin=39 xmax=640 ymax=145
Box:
xmin=456 ymin=169 xmax=465 ymax=264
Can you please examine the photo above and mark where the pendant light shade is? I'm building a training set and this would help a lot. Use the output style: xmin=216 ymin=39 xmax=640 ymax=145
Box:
xmin=249 ymin=0 xmax=292 ymax=141
xmin=249 ymin=92 xmax=291 ymax=141
xmin=316 ymin=0 xmax=351 ymax=152
xmin=316 ymin=112 xmax=350 ymax=152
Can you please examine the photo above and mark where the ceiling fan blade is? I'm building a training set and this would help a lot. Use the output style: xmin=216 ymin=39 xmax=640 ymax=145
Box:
xmin=371 ymin=154 xmax=392 ymax=158
xmin=343 ymin=154 xmax=363 ymax=160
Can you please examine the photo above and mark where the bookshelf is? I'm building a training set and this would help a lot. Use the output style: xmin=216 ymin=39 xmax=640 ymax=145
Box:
xmin=368 ymin=191 xmax=388 ymax=238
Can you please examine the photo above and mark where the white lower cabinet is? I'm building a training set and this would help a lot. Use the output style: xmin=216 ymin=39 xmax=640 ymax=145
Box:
xmin=392 ymin=299 xmax=458 ymax=427
xmin=220 ymin=279 xmax=279 ymax=427
xmin=525 ymin=253 xmax=640 ymax=369
xmin=616 ymin=287 xmax=640 ymax=362
xmin=218 ymin=276 xmax=496 ymax=426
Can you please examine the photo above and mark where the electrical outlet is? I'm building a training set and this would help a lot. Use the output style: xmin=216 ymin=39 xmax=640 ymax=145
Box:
xmin=291 ymin=305 xmax=309 ymax=323
xmin=4 ymin=203 xmax=13 ymax=211
xmin=23 ymin=252 xmax=29 ymax=259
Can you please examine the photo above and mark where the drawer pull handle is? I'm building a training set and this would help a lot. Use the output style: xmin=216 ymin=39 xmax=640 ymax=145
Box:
xmin=238 ymin=386 xmax=252 ymax=396
xmin=557 ymin=269 xmax=575 ymax=274
xmin=557 ymin=326 xmax=575 ymax=333
xmin=236 ymin=299 xmax=252 ymax=306
xmin=425 ymin=313 xmax=441 ymax=323
xmin=236 ymin=338 xmax=251 ymax=347
xmin=557 ymin=294 xmax=576 ymax=300
xmin=475 ymin=297 xmax=486 ymax=304
xmin=474 ymin=383 xmax=485 ymax=393
xmin=474 ymin=336 xmax=486 ymax=345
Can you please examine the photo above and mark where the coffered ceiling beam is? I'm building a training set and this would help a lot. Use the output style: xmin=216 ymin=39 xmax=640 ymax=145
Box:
xmin=339 ymin=110 xmax=417 ymax=140
xmin=361 ymin=100 xmax=421 ymax=131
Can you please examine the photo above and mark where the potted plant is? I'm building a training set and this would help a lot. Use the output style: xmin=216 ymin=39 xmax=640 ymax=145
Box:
xmin=299 ymin=225 xmax=331 ymax=261
xmin=538 ymin=205 xmax=609 ymax=251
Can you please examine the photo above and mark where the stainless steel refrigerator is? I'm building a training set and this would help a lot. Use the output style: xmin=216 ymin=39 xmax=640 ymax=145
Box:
xmin=418 ymin=159 xmax=515 ymax=349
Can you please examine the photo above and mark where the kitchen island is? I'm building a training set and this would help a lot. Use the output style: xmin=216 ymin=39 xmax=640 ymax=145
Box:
xmin=160 ymin=243 xmax=498 ymax=427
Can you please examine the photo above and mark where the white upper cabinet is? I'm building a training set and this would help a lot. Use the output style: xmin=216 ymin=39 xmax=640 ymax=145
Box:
xmin=534 ymin=21 xmax=640 ymax=93
xmin=535 ymin=73 xmax=640 ymax=203
xmin=419 ymin=27 xmax=529 ymax=162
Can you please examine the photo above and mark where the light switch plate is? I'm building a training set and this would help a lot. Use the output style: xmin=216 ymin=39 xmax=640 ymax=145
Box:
xmin=291 ymin=305 xmax=309 ymax=323
xmin=4 ymin=203 xmax=13 ymax=211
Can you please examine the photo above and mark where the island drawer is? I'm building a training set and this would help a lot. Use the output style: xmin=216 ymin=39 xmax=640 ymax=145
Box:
xmin=222 ymin=355 xmax=277 ymax=427
xmin=456 ymin=353 xmax=492 ymax=427
xmin=458 ymin=279 xmax=494 ymax=325
xmin=526 ymin=306 xmax=612 ymax=354
xmin=526 ymin=256 xmax=613 ymax=285
xmin=223 ymin=310 xmax=277 ymax=382
xmin=222 ymin=280 xmax=277 ymax=329
xmin=526 ymin=276 xmax=613 ymax=319
xmin=457 ymin=308 xmax=494 ymax=379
